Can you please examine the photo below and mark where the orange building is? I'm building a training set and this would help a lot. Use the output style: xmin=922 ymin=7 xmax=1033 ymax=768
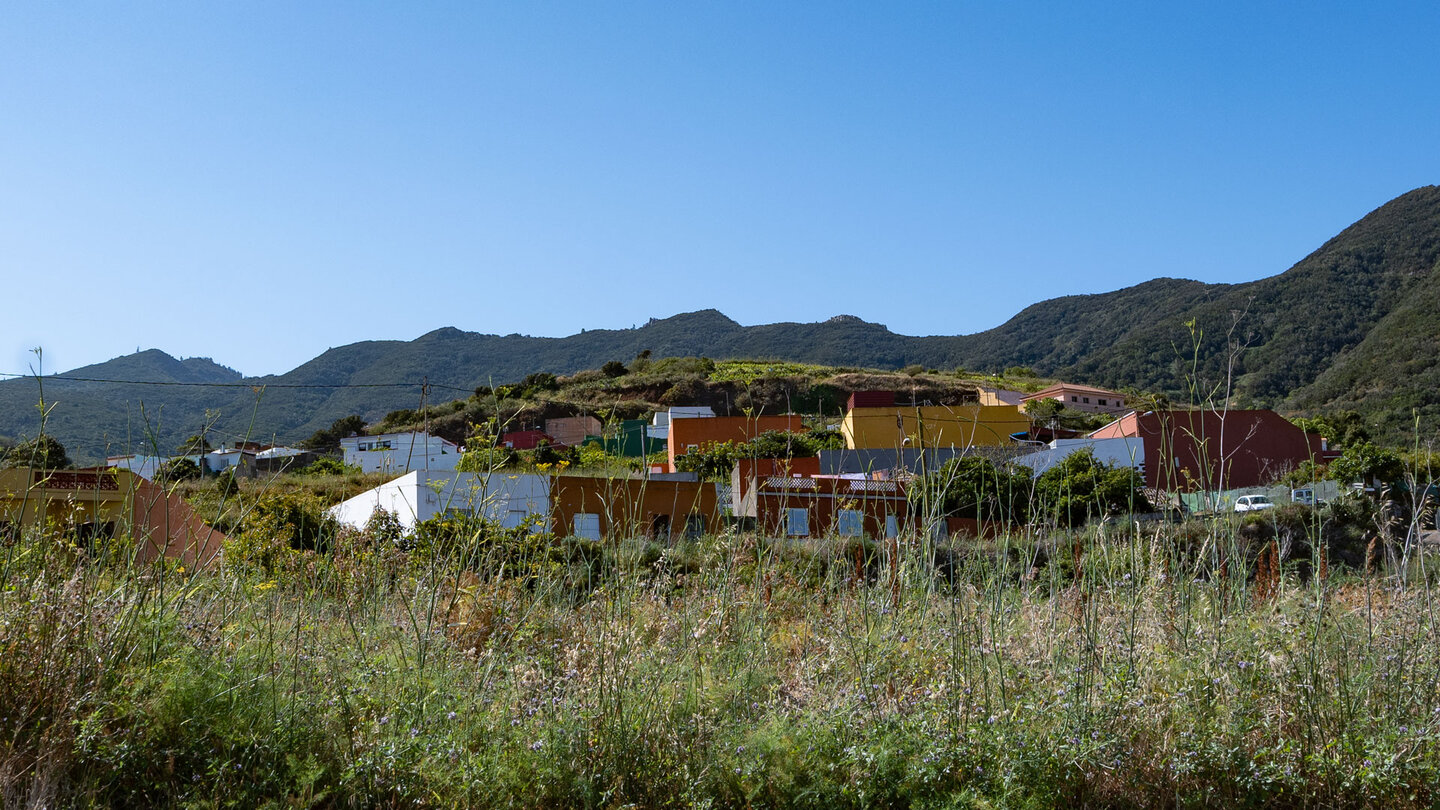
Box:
xmin=737 ymin=474 xmax=911 ymax=539
xmin=550 ymin=475 xmax=724 ymax=541
xmin=667 ymin=414 xmax=808 ymax=472
xmin=730 ymin=457 xmax=822 ymax=510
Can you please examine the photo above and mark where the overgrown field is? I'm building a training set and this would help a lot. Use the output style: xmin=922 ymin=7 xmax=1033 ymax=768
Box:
xmin=4 ymin=501 xmax=1440 ymax=808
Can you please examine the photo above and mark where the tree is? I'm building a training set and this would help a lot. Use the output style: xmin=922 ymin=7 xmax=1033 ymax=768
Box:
xmin=517 ymin=372 xmax=558 ymax=397
xmin=176 ymin=433 xmax=212 ymax=456
xmin=0 ymin=435 xmax=70 ymax=470
xmin=1032 ymin=449 xmax=1149 ymax=527
xmin=1292 ymin=411 xmax=1372 ymax=450
xmin=601 ymin=360 xmax=628 ymax=378
xmin=1024 ymin=398 xmax=1108 ymax=432
xmin=156 ymin=457 xmax=202 ymax=482
xmin=1328 ymin=441 xmax=1403 ymax=489
xmin=299 ymin=457 xmax=354 ymax=476
xmin=911 ymin=456 xmax=1031 ymax=523
xmin=301 ymin=415 xmax=367 ymax=452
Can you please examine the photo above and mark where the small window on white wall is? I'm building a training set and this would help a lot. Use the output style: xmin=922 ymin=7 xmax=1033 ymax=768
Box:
xmin=786 ymin=508 xmax=809 ymax=536
xmin=837 ymin=509 xmax=863 ymax=537
xmin=574 ymin=513 xmax=601 ymax=540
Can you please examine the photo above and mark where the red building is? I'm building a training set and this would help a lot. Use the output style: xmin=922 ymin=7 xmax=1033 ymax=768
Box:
xmin=500 ymin=430 xmax=554 ymax=450
xmin=1089 ymin=409 xmax=1333 ymax=492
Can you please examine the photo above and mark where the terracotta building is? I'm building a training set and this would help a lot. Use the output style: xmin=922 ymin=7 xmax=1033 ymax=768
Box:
xmin=551 ymin=475 xmax=724 ymax=541
xmin=667 ymin=414 xmax=808 ymax=472
xmin=730 ymin=458 xmax=910 ymax=539
xmin=1089 ymin=409 xmax=1331 ymax=492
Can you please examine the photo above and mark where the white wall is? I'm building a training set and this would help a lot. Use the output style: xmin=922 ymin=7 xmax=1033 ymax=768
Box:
xmin=340 ymin=432 xmax=460 ymax=474
xmin=328 ymin=471 xmax=551 ymax=533
xmin=204 ymin=450 xmax=253 ymax=472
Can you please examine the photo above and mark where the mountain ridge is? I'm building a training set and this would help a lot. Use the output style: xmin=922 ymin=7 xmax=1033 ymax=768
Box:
xmin=5 ymin=185 xmax=1439 ymax=460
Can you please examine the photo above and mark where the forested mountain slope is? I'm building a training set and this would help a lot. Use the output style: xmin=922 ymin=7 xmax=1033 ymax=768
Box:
xmin=4 ymin=186 xmax=1438 ymax=459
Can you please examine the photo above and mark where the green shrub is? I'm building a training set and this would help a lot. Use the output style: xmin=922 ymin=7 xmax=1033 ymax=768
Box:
xmin=156 ymin=457 xmax=202 ymax=483
xmin=298 ymin=456 xmax=354 ymax=476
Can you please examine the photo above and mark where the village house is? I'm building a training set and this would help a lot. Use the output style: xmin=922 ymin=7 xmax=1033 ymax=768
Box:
xmin=0 ymin=467 xmax=226 ymax=568
xmin=551 ymin=474 xmax=724 ymax=541
xmin=1089 ymin=409 xmax=1332 ymax=491
xmin=666 ymin=413 xmax=808 ymax=472
xmin=499 ymin=429 xmax=553 ymax=451
xmin=729 ymin=457 xmax=910 ymax=539
xmin=339 ymin=431 xmax=459 ymax=474
xmin=330 ymin=469 xmax=725 ymax=542
xmin=106 ymin=454 xmax=168 ymax=480
xmin=1022 ymin=382 xmax=1129 ymax=415
xmin=204 ymin=446 xmax=256 ymax=475
xmin=842 ymin=395 xmax=1030 ymax=451
xmin=329 ymin=470 xmax=549 ymax=533
xmin=543 ymin=415 xmax=603 ymax=448
xmin=647 ymin=406 xmax=716 ymax=441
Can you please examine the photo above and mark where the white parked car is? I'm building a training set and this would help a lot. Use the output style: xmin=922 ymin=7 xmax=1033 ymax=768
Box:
xmin=1234 ymin=494 xmax=1275 ymax=513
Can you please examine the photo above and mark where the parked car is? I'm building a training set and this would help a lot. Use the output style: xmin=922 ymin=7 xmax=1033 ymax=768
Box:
xmin=1234 ymin=494 xmax=1276 ymax=513
xmin=1290 ymin=488 xmax=1326 ymax=506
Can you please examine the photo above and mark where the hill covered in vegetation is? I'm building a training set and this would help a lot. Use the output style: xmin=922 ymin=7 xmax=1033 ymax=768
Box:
xmin=4 ymin=185 xmax=1439 ymax=459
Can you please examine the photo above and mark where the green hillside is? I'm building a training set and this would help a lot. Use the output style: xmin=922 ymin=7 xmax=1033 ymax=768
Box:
xmin=5 ymin=185 xmax=1440 ymax=460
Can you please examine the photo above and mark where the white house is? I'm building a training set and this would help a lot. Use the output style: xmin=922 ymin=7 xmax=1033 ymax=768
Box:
xmin=204 ymin=448 xmax=256 ymax=474
xmin=329 ymin=471 xmax=550 ymax=533
xmin=1010 ymin=436 xmax=1146 ymax=478
xmin=339 ymin=431 xmax=460 ymax=474
xmin=256 ymin=446 xmax=304 ymax=460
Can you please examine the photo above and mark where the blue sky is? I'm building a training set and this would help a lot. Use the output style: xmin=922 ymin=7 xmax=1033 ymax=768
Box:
xmin=3 ymin=2 xmax=1438 ymax=377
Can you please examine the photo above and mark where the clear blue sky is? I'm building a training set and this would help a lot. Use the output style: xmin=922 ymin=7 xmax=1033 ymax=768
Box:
xmin=3 ymin=2 xmax=1438 ymax=377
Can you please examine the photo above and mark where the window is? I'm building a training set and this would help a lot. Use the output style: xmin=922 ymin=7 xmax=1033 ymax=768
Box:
xmin=786 ymin=508 xmax=809 ymax=536
xmin=1082 ymin=397 xmax=1090 ymax=404
xmin=1070 ymin=396 xmax=1078 ymax=402
xmin=573 ymin=513 xmax=601 ymax=540
xmin=1098 ymin=399 xmax=1107 ymax=406
xmin=836 ymin=509 xmax=863 ymax=537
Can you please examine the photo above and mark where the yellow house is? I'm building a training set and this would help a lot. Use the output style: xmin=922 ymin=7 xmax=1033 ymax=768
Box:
xmin=0 ymin=467 xmax=226 ymax=568
xmin=842 ymin=405 xmax=1030 ymax=450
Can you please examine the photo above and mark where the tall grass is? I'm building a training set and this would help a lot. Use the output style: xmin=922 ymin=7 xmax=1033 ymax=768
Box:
xmin=3 ymin=501 xmax=1439 ymax=808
